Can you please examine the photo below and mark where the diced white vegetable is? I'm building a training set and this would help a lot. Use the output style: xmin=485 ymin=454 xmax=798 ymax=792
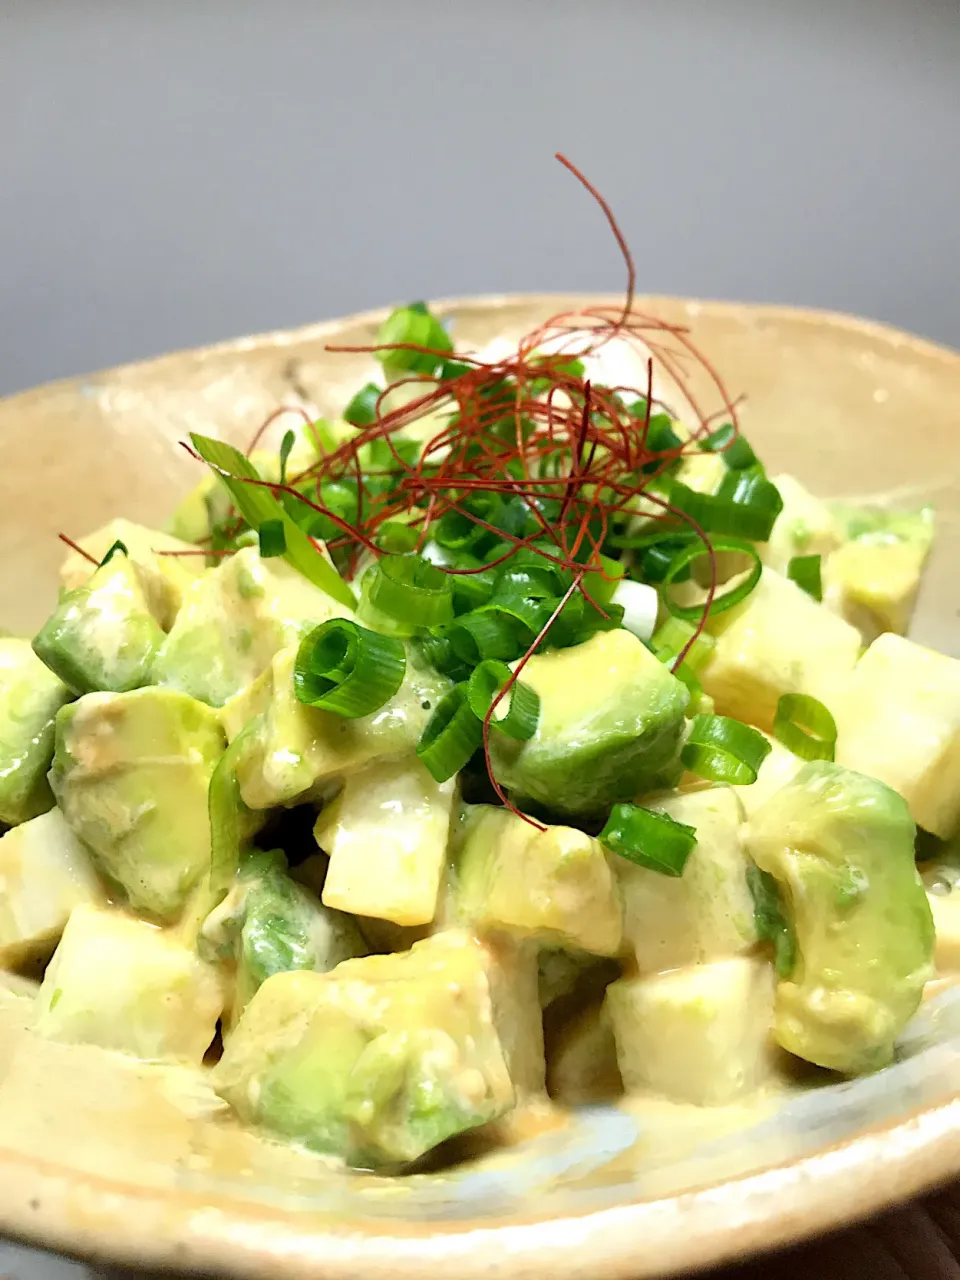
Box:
xmin=834 ymin=633 xmax=960 ymax=839
xmin=35 ymin=904 xmax=223 ymax=1064
xmin=763 ymin=474 xmax=842 ymax=574
xmin=617 ymin=787 xmax=757 ymax=973
xmin=315 ymin=759 xmax=456 ymax=926
xmin=0 ymin=809 xmax=104 ymax=968
xmin=612 ymin=579 xmax=658 ymax=642
xmin=700 ymin=568 xmax=860 ymax=732
xmin=736 ymin=736 xmax=805 ymax=819
xmin=605 ymin=956 xmax=777 ymax=1105
xmin=480 ymin=934 xmax=546 ymax=1098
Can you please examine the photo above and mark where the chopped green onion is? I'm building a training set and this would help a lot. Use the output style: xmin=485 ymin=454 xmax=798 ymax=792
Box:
xmin=439 ymin=358 xmax=474 ymax=382
xmin=278 ymin=430 xmax=296 ymax=484
xmin=434 ymin=495 xmax=500 ymax=554
xmin=293 ymin=619 xmax=406 ymax=718
xmin=343 ymin=381 xmax=382 ymax=427
xmin=416 ymin=684 xmax=483 ymax=782
xmin=367 ymin=554 xmax=454 ymax=629
xmin=698 ymin=423 xmax=760 ymax=471
xmin=258 ymin=519 xmax=286 ymax=558
xmin=640 ymin=413 xmax=684 ymax=474
xmin=599 ymin=802 xmax=698 ymax=877
xmin=681 ymin=713 xmax=772 ymax=784
xmin=657 ymin=650 xmax=703 ymax=702
xmin=375 ymin=303 xmax=453 ymax=378
xmin=189 ymin=434 xmax=356 ymax=609
xmin=773 ymin=693 xmax=837 ymax=761
xmin=375 ymin=521 xmax=419 ymax=554
xmin=747 ymin=864 xmax=796 ymax=978
xmin=641 ymin=538 xmax=693 ymax=584
xmin=661 ymin=536 xmax=762 ymax=621
xmin=417 ymin=627 xmax=474 ymax=683
xmin=652 ymin=617 xmax=716 ymax=673
xmin=669 ymin=472 xmax=783 ymax=542
xmin=787 ymin=553 xmax=823 ymax=601
xmin=466 ymin=660 xmax=540 ymax=740
xmin=451 ymin=608 xmax=525 ymax=662
xmin=449 ymin=566 xmax=498 ymax=615
xmin=98 ymin=539 xmax=128 ymax=568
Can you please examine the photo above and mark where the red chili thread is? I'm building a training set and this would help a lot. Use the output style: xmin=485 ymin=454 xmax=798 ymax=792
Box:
xmin=58 ymin=534 xmax=98 ymax=566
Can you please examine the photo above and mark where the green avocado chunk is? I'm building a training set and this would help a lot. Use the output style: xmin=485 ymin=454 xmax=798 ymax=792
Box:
xmin=0 ymin=639 xmax=73 ymax=826
xmin=488 ymin=630 xmax=689 ymax=818
xmin=213 ymin=930 xmax=515 ymax=1167
xmin=153 ymin=546 xmax=351 ymax=708
xmin=201 ymin=848 xmax=367 ymax=1029
xmin=32 ymin=555 xmax=165 ymax=695
xmin=746 ymin=760 xmax=934 ymax=1074
xmin=50 ymin=688 xmax=225 ymax=922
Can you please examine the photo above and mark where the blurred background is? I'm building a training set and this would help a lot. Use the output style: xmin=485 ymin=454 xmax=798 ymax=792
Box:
xmin=1 ymin=0 xmax=958 ymax=398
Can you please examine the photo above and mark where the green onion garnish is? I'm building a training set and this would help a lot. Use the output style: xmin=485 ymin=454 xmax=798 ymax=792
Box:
xmin=189 ymin=433 xmax=356 ymax=609
xmin=639 ymin=413 xmax=684 ymax=474
xmin=375 ymin=303 xmax=453 ymax=379
xmin=698 ymin=423 xmax=760 ymax=471
xmin=98 ymin=539 xmax=129 ymax=568
xmin=598 ymin=802 xmax=698 ymax=876
xmin=773 ymin=693 xmax=837 ymax=761
xmin=661 ymin=536 xmax=762 ymax=621
xmin=681 ymin=713 xmax=772 ymax=784
xmin=416 ymin=684 xmax=483 ymax=782
xmin=258 ymin=519 xmax=286 ymax=558
xmin=367 ymin=554 xmax=455 ymax=629
xmin=343 ymin=382 xmax=382 ymax=428
xmin=651 ymin=617 xmax=716 ymax=673
xmin=208 ymin=725 xmax=256 ymax=904
xmin=278 ymin=430 xmax=296 ymax=485
xmin=669 ymin=471 xmax=783 ymax=542
xmin=466 ymin=659 xmax=540 ymax=740
xmin=451 ymin=607 xmax=526 ymax=663
xmin=747 ymin=864 xmax=796 ymax=978
xmin=293 ymin=619 xmax=406 ymax=718
xmin=375 ymin=521 xmax=419 ymax=554
xmin=787 ymin=553 xmax=823 ymax=601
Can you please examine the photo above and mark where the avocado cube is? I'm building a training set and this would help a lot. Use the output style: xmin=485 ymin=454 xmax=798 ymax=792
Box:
xmin=606 ymin=957 xmax=777 ymax=1105
xmin=50 ymin=688 xmax=225 ymax=922
xmin=0 ymin=808 xmax=104 ymax=969
xmin=59 ymin=518 xmax=203 ymax=629
xmin=763 ymin=474 xmax=842 ymax=573
xmin=700 ymin=568 xmax=861 ymax=733
xmin=0 ymin=639 xmax=73 ymax=826
xmin=455 ymin=805 xmax=623 ymax=957
xmin=825 ymin=503 xmax=934 ymax=641
xmin=202 ymin=848 xmax=366 ymax=1030
xmin=315 ymin=760 xmax=456 ymax=927
xmin=835 ymin=634 xmax=960 ymax=839
xmin=213 ymin=930 xmax=516 ymax=1167
xmin=617 ymin=787 xmax=757 ymax=974
xmin=222 ymin=645 xmax=449 ymax=810
xmin=489 ymin=630 xmax=689 ymax=818
xmin=35 ymin=904 xmax=223 ymax=1064
xmin=153 ymin=546 xmax=351 ymax=708
xmin=746 ymin=760 xmax=935 ymax=1074
xmin=33 ymin=556 xmax=165 ymax=695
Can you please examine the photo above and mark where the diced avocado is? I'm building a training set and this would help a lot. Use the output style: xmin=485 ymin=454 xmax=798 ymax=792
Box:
xmin=606 ymin=957 xmax=777 ymax=1105
xmin=50 ymin=688 xmax=225 ymax=922
xmin=213 ymin=930 xmax=515 ymax=1167
xmin=617 ymin=787 xmax=757 ymax=974
xmin=315 ymin=760 xmax=456 ymax=927
xmin=834 ymin=633 xmax=960 ymax=839
xmin=545 ymin=993 xmax=622 ymax=1105
xmin=0 ymin=808 xmax=104 ymax=969
xmin=153 ymin=546 xmax=352 ymax=708
xmin=489 ymin=630 xmax=689 ymax=818
xmin=823 ymin=505 xmax=934 ymax=643
xmin=746 ymin=761 xmax=934 ymax=1074
xmin=700 ymin=568 xmax=860 ymax=733
xmin=59 ymin=519 xmax=203 ymax=629
xmin=763 ymin=474 xmax=843 ymax=573
xmin=35 ymin=904 xmax=223 ymax=1064
xmin=455 ymin=805 xmax=623 ymax=957
xmin=201 ymin=848 xmax=366 ymax=1029
xmin=32 ymin=555 xmax=165 ymax=695
xmin=0 ymin=639 xmax=73 ymax=826
xmin=736 ymin=736 xmax=805 ymax=819
xmin=223 ymin=645 xmax=450 ymax=810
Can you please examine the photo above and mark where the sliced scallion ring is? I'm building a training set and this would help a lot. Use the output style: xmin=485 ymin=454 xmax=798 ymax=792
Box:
xmin=669 ymin=472 xmax=783 ymax=542
xmin=773 ymin=693 xmax=837 ymax=761
xmin=343 ymin=381 xmax=381 ymax=428
xmin=651 ymin=617 xmax=716 ymax=672
xmin=598 ymin=802 xmax=698 ymax=877
xmin=367 ymin=554 xmax=454 ymax=629
xmin=698 ymin=422 xmax=760 ymax=471
xmin=661 ymin=536 xmax=762 ymax=621
xmin=787 ymin=553 xmax=823 ymax=601
xmin=466 ymin=660 xmax=540 ymax=740
xmin=416 ymin=684 xmax=483 ymax=782
xmin=681 ymin=713 xmax=772 ymax=784
xmin=293 ymin=619 xmax=406 ymax=717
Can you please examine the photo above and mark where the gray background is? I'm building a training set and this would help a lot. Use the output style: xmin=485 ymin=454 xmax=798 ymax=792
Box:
xmin=1 ymin=0 xmax=959 ymax=399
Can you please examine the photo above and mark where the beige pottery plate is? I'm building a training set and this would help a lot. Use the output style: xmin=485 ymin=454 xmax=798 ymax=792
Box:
xmin=0 ymin=296 xmax=958 ymax=1279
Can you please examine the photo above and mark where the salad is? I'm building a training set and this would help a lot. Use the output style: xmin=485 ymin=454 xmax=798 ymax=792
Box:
xmin=0 ymin=286 xmax=956 ymax=1174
